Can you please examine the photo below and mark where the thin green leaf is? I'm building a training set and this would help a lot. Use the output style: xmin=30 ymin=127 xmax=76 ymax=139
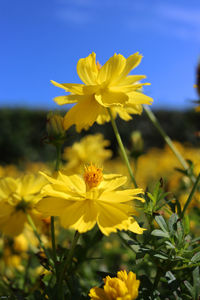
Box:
xmin=155 ymin=215 xmax=168 ymax=232
xmin=151 ymin=229 xmax=170 ymax=238
xmin=191 ymin=252 xmax=200 ymax=263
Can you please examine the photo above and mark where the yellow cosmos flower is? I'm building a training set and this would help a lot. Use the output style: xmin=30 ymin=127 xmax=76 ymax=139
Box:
xmin=0 ymin=174 xmax=46 ymax=236
xmin=51 ymin=52 xmax=153 ymax=131
xmin=89 ymin=270 xmax=140 ymax=300
xmin=36 ymin=165 xmax=144 ymax=236
xmin=63 ymin=133 xmax=112 ymax=174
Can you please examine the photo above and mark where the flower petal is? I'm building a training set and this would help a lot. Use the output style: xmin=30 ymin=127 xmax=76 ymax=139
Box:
xmin=77 ymin=52 xmax=98 ymax=85
xmin=119 ymin=52 xmax=143 ymax=78
xmin=58 ymin=173 xmax=86 ymax=193
xmin=36 ymin=197 xmax=73 ymax=216
xmin=97 ymin=202 xmax=132 ymax=235
xmin=51 ymin=80 xmax=84 ymax=95
xmin=89 ymin=287 xmax=109 ymax=300
xmin=99 ymin=188 xmax=143 ymax=203
xmin=127 ymin=218 xmax=145 ymax=234
xmin=117 ymin=75 xmax=147 ymax=86
xmin=128 ymin=91 xmax=153 ymax=105
xmin=0 ymin=177 xmax=17 ymax=199
xmin=0 ymin=211 xmax=26 ymax=236
xmin=54 ymin=95 xmax=79 ymax=105
xmin=63 ymin=96 xmax=102 ymax=132
xmin=97 ymin=53 xmax=126 ymax=85
xmin=95 ymin=89 xmax=128 ymax=107
xmin=60 ymin=200 xmax=98 ymax=233
xmin=99 ymin=176 xmax=127 ymax=191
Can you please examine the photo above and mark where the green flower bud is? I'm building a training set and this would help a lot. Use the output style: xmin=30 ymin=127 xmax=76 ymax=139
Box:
xmin=131 ymin=131 xmax=144 ymax=155
xmin=46 ymin=112 xmax=65 ymax=144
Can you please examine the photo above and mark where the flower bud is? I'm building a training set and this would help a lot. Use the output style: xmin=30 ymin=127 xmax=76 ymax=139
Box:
xmin=46 ymin=112 xmax=65 ymax=144
xmin=130 ymin=131 xmax=144 ymax=158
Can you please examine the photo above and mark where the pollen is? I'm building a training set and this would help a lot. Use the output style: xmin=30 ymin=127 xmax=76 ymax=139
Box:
xmin=84 ymin=164 xmax=103 ymax=189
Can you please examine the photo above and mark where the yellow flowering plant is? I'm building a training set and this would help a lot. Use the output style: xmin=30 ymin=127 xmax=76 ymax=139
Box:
xmin=36 ymin=165 xmax=144 ymax=236
xmin=1 ymin=53 xmax=200 ymax=300
xmin=51 ymin=52 xmax=153 ymax=132
xmin=0 ymin=174 xmax=46 ymax=236
xmin=89 ymin=270 xmax=140 ymax=300
xmin=62 ymin=133 xmax=112 ymax=174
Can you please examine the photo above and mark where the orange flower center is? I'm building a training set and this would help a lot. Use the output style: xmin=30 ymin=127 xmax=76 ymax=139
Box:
xmin=84 ymin=165 xmax=103 ymax=189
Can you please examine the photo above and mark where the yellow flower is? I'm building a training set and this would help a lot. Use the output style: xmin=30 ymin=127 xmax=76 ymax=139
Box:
xmin=36 ymin=165 xmax=144 ymax=236
xmin=51 ymin=52 xmax=153 ymax=131
xmin=63 ymin=133 xmax=112 ymax=174
xmin=89 ymin=270 xmax=140 ymax=300
xmin=0 ymin=174 xmax=46 ymax=236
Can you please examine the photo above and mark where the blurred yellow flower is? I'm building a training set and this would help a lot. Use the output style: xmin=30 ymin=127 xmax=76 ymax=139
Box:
xmin=63 ymin=133 xmax=112 ymax=174
xmin=89 ymin=270 xmax=140 ymax=300
xmin=0 ymin=174 xmax=46 ymax=236
xmin=37 ymin=165 xmax=144 ymax=236
xmin=51 ymin=52 xmax=153 ymax=131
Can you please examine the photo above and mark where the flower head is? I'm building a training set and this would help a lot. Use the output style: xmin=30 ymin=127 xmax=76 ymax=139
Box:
xmin=0 ymin=174 xmax=46 ymax=236
xmin=51 ymin=52 xmax=153 ymax=132
xmin=89 ymin=270 xmax=140 ymax=300
xmin=36 ymin=166 xmax=144 ymax=236
xmin=63 ymin=133 xmax=112 ymax=174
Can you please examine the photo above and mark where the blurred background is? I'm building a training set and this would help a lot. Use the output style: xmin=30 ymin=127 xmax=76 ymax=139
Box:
xmin=0 ymin=0 xmax=200 ymax=164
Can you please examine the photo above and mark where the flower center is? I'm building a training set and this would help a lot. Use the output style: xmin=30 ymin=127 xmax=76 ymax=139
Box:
xmin=83 ymin=165 xmax=103 ymax=189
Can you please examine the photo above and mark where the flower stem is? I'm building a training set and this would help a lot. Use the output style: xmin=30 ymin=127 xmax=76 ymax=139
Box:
xmin=58 ymin=231 xmax=80 ymax=298
xmin=51 ymin=216 xmax=57 ymax=266
xmin=55 ymin=143 xmax=62 ymax=171
xmin=51 ymin=144 xmax=62 ymax=271
xmin=181 ymin=173 xmax=200 ymax=218
xmin=144 ymin=106 xmax=195 ymax=182
xmin=27 ymin=214 xmax=53 ymax=267
xmin=153 ymin=267 xmax=162 ymax=290
xmin=107 ymin=108 xmax=138 ymax=188
xmin=52 ymin=143 xmax=63 ymax=288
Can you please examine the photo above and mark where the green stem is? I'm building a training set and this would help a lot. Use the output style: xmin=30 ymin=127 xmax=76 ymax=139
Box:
xmin=55 ymin=143 xmax=62 ymax=171
xmin=52 ymin=143 xmax=63 ymax=291
xmin=27 ymin=214 xmax=53 ymax=267
xmin=181 ymin=173 xmax=200 ymax=218
xmin=144 ymin=106 xmax=195 ymax=182
xmin=107 ymin=108 xmax=138 ymax=188
xmin=118 ymin=232 xmax=137 ymax=254
xmin=51 ymin=216 xmax=57 ymax=266
xmin=58 ymin=231 xmax=80 ymax=298
xmin=153 ymin=267 xmax=162 ymax=290
xmin=173 ymin=262 xmax=200 ymax=271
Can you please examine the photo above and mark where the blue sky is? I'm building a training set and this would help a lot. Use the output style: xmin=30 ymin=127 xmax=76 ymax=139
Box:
xmin=0 ymin=0 xmax=200 ymax=110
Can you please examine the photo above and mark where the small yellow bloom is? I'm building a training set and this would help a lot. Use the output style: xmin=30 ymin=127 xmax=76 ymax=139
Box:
xmin=51 ymin=52 xmax=153 ymax=132
xmin=63 ymin=133 xmax=112 ymax=174
xmin=0 ymin=174 xmax=46 ymax=236
xmin=89 ymin=270 xmax=140 ymax=300
xmin=36 ymin=166 xmax=144 ymax=236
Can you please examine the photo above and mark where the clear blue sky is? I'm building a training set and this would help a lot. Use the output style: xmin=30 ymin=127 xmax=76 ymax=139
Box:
xmin=0 ymin=0 xmax=200 ymax=110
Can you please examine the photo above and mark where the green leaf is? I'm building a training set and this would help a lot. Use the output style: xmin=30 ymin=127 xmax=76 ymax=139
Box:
xmin=191 ymin=252 xmax=200 ymax=263
xmin=176 ymin=220 xmax=184 ymax=244
xmin=151 ymin=229 xmax=170 ymax=238
xmin=183 ymin=215 xmax=190 ymax=235
xmin=154 ymin=253 xmax=168 ymax=260
xmin=168 ymin=213 xmax=179 ymax=235
xmin=165 ymin=241 xmax=175 ymax=249
xmin=193 ymin=267 xmax=200 ymax=299
xmin=155 ymin=215 xmax=168 ymax=232
xmin=184 ymin=281 xmax=193 ymax=296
